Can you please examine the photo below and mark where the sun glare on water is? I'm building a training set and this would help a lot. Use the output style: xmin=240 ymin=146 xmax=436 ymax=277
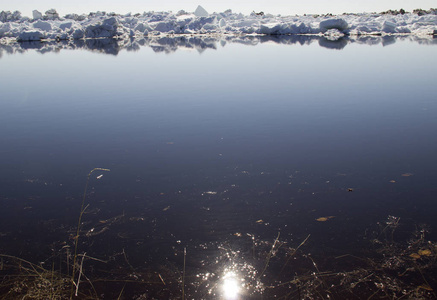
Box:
xmin=222 ymin=271 xmax=241 ymax=299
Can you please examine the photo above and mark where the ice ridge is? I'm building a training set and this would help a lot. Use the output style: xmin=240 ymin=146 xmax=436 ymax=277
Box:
xmin=0 ymin=8 xmax=436 ymax=43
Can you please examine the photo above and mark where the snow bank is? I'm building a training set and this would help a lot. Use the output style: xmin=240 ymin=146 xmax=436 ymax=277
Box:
xmin=0 ymin=7 xmax=436 ymax=43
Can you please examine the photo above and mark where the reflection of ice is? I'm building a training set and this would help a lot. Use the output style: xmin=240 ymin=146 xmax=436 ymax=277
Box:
xmin=1 ymin=35 xmax=437 ymax=58
xmin=222 ymin=271 xmax=240 ymax=299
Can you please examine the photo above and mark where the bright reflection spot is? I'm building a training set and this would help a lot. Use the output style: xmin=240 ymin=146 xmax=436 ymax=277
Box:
xmin=222 ymin=271 xmax=240 ymax=299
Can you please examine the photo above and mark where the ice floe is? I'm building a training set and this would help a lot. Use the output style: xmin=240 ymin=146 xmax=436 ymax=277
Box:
xmin=0 ymin=6 xmax=436 ymax=43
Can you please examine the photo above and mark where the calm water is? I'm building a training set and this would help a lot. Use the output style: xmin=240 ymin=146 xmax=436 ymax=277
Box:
xmin=0 ymin=36 xmax=437 ymax=298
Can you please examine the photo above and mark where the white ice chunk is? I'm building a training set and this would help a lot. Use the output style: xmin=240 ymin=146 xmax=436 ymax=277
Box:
xmin=17 ymin=30 xmax=45 ymax=41
xmin=64 ymin=13 xmax=87 ymax=21
xmin=32 ymin=10 xmax=43 ymax=20
xmin=45 ymin=9 xmax=59 ymax=20
xmin=259 ymin=23 xmax=292 ymax=35
xmin=72 ymin=28 xmax=84 ymax=39
xmin=194 ymin=5 xmax=209 ymax=17
xmin=202 ymin=23 xmax=218 ymax=32
xmin=1 ymin=9 xmax=437 ymax=44
xmin=382 ymin=21 xmax=397 ymax=33
xmin=85 ymin=17 xmax=120 ymax=38
xmin=234 ymin=19 xmax=260 ymax=28
xmin=134 ymin=22 xmax=152 ymax=33
xmin=319 ymin=18 xmax=348 ymax=32
xmin=154 ymin=21 xmax=175 ymax=32
xmin=59 ymin=22 xmax=73 ymax=31
xmin=33 ymin=20 xmax=52 ymax=32
xmin=0 ymin=11 xmax=22 ymax=22
xmin=260 ymin=23 xmax=282 ymax=34
xmin=176 ymin=14 xmax=195 ymax=28
xmin=0 ymin=23 xmax=13 ymax=36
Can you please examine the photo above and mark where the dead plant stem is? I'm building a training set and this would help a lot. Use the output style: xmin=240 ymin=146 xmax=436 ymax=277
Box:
xmin=259 ymin=232 xmax=280 ymax=279
xmin=182 ymin=247 xmax=186 ymax=300
xmin=70 ymin=168 xmax=110 ymax=298
xmin=75 ymin=252 xmax=86 ymax=296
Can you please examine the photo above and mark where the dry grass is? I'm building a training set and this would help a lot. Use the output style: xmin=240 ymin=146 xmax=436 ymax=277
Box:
xmin=0 ymin=254 xmax=71 ymax=300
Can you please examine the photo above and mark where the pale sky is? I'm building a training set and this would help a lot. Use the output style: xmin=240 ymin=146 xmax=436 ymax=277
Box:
xmin=3 ymin=0 xmax=436 ymax=18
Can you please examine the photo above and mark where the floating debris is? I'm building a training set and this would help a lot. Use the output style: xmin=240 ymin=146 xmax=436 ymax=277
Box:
xmin=401 ymin=173 xmax=413 ymax=177
xmin=163 ymin=206 xmax=171 ymax=211
xmin=158 ymin=273 xmax=166 ymax=285
xmin=418 ymin=249 xmax=432 ymax=256
xmin=96 ymin=174 xmax=103 ymax=179
xmin=203 ymin=191 xmax=217 ymax=195
xmin=389 ymin=180 xmax=396 ymax=183
xmin=418 ymin=285 xmax=433 ymax=291
xmin=316 ymin=216 xmax=336 ymax=222
xmin=85 ymin=226 xmax=109 ymax=237
xmin=256 ymin=219 xmax=264 ymax=224
xmin=408 ymin=248 xmax=432 ymax=260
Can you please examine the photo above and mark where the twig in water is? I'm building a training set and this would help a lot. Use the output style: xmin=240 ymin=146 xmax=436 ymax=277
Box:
xmin=367 ymin=289 xmax=380 ymax=300
xmin=259 ymin=232 xmax=280 ymax=278
xmin=64 ymin=246 xmax=70 ymax=276
xmin=159 ymin=273 xmax=166 ymax=285
xmin=281 ymin=234 xmax=311 ymax=274
xmin=75 ymin=252 xmax=87 ymax=296
xmin=76 ymin=264 xmax=99 ymax=299
xmin=0 ymin=254 xmax=47 ymax=274
xmin=77 ymin=253 xmax=107 ymax=264
xmin=123 ymin=248 xmax=135 ymax=271
xmin=117 ymin=284 xmax=126 ymax=300
xmin=307 ymin=255 xmax=330 ymax=293
xmin=251 ymin=234 xmax=256 ymax=259
xmin=70 ymin=168 xmax=110 ymax=297
xmin=416 ymin=265 xmax=437 ymax=299
xmin=182 ymin=247 xmax=186 ymax=300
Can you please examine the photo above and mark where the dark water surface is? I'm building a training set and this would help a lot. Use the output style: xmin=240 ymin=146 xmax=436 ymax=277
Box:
xmin=0 ymin=36 xmax=437 ymax=299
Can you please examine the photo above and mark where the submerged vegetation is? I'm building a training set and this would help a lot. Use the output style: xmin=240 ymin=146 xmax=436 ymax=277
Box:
xmin=0 ymin=170 xmax=436 ymax=299
xmin=1 ymin=210 xmax=436 ymax=298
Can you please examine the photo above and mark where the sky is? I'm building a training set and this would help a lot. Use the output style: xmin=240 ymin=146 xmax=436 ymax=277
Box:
xmin=2 ymin=0 xmax=436 ymax=18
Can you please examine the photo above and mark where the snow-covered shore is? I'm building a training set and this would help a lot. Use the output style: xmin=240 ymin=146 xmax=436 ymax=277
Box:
xmin=0 ymin=6 xmax=436 ymax=43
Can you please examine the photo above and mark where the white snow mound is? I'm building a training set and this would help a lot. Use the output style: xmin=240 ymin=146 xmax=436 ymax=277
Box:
xmin=0 ymin=8 xmax=436 ymax=43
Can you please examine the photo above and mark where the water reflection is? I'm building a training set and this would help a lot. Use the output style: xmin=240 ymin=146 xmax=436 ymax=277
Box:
xmin=222 ymin=271 xmax=241 ymax=299
xmin=1 ymin=28 xmax=437 ymax=298
xmin=0 ymin=34 xmax=436 ymax=57
xmin=318 ymin=37 xmax=348 ymax=50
